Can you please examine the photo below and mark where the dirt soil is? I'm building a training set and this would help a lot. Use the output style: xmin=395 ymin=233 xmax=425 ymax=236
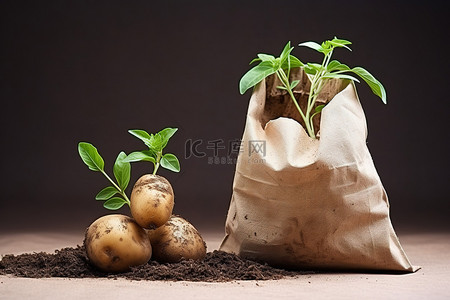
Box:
xmin=0 ymin=246 xmax=309 ymax=282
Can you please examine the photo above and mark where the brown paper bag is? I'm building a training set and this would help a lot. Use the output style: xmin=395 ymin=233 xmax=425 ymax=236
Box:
xmin=220 ymin=69 xmax=417 ymax=272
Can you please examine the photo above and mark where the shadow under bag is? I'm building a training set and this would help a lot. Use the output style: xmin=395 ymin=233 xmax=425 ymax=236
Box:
xmin=220 ymin=70 xmax=417 ymax=272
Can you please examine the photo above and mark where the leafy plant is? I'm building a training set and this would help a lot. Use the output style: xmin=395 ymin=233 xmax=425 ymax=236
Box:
xmin=123 ymin=127 xmax=180 ymax=174
xmin=78 ymin=143 xmax=131 ymax=210
xmin=239 ymin=37 xmax=386 ymax=139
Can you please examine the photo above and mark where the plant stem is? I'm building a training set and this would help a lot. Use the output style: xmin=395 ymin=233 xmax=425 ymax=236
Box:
xmin=153 ymin=152 xmax=162 ymax=175
xmin=303 ymin=49 xmax=334 ymax=139
xmin=276 ymin=69 xmax=316 ymax=138
xmin=274 ymin=47 xmax=337 ymax=139
xmin=101 ymin=170 xmax=131 ymax=206
xmin=153 ymin=163 xmax=160 ymax=175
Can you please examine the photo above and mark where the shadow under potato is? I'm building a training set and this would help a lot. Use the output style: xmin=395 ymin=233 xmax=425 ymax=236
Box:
xmin=0 ymin=246 xmax=309 ymax=282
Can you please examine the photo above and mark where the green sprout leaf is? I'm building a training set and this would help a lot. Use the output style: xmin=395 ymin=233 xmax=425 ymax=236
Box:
xmin=328 ymin=37 xmax=352 ymax=51
xmin=311 ymin=104 xmax=326 ymax=120
xmin=315 ymin=105 xmax=325 ymax=113
xmin=303 ymin=63 xmax=322 ymax=76
xmin=128 ymin=129 xmax=152 ymax=147
xmin=148 ymin=134 xmax=164 ymax=152
xmin=95 ymin=186 xmax=118 ymax=200
xmin=257 ymin=53 xmax=275 ymax=62
xmin=127 ymin=128 xmax=181 ymax=175
xmin=352 ymin=67 xmax=387 ymax=104
xmin=298 ymin=41 xmax=324 ymax=53
xmin=78 ymin=140 xmax=132 ymax=211
xmin=281 ymin=55 xmax=304 ymax=69
xmin=158 ymin=127 xmax=178 ymax=148
xmin=113 ymin=152 xmax=131 ymax=191
xmin=123 ymin=151 xmax=156 ymax=163
xmin=78 ymin=142 xmax=104 ymax=172
xmin=290 ymin=80 xmax=300 ymax=89
xmin=103 ymin=197 xmax=127 ymax=210
xmin=160 ymin=153 xmax=180 ymax=172
xmin=322 ymin=73 xmax=360 ymax=83
xmin=240 ymin=37 xmax=388 ymax=140
xmin=279 ymin=42 xmax=293 ymax=65
xmin=327 ymin=60 xmax=351 ymax=72
xmin=240 ymin=42 xmax=304 ymax=95
xmin=239 ymin=62 xmax=277 ymax=94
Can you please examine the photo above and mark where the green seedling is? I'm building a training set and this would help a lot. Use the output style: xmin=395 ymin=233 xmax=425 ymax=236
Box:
xmin=78 ymin=128 xmax=194 ymax=271
xmin=239 ymin=37 xmax=386 ymax=139
xmin=123 ymin=127 xmax=180 ymax=174
xmin=77 ymin=128 xmax=179 ymax=210
xmin=78 ymin=143 xmax=131 ymax=210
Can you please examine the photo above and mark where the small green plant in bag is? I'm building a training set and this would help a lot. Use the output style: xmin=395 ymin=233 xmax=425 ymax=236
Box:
xmin=239 ymin=37 xmax=386 ymax=139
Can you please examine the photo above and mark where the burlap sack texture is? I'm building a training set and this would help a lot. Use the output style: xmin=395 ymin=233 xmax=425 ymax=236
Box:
xmin=220 ymin=69 xmax=417 ymax=272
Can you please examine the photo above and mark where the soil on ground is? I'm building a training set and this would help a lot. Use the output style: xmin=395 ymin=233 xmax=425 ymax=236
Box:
xmin=0 ymin=246 xmax=309 ymax=282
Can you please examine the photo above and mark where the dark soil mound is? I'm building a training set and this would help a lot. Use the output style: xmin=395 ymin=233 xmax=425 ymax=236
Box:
xmin=0 ymin=246 xmax=308 ymax=282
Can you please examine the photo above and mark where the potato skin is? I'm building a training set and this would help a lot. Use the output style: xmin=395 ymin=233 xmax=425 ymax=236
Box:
xmin=147 ymin=215 xmax=207 ymax=263
xmin=130 ymin=174 xmax=174 ymax=229
xmin=84 ymin=214 xmax=152 ymax=272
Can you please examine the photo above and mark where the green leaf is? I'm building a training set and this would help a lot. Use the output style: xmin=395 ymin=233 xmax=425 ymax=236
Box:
xmin=78 ymin=142 xmax=104 ymax=172
xmin=128 ymin=130 xmax=152 ymax=147
xmin=239 ymin=62 xmax=277 ymax=94
xmin=279 ymin=42 xmax=293 ymax=65
xmin=329 ymin=38 xmax=352 ymax=51
xmin=249 ymin=57 xmax=261 ymax=65
xmin=160 ymin=153 xmax=180 ymax=172
xmin=281 ymin=55 xmax=304 ymax=69
xmin=327 ymin=60 xmax=351 ymax=72
xmin=298 ymin=41 xmax=324 ymax=53
xmin=158 ymin=127 xmax=178 ymax=149
xmin=95 ymin=186 xmax=118 ymax=200
xmin=352 ymin=67 xmax=387 ymax=104
xmin=272 ymin=57 xmax=281 ymax=69
xmin=290 ymin=80 xmax=300 ymax=89
xmin=322 ymin=72 xmax=360 ymax=82
xmin=330 ymin=37 xmax=352 ymax=46
xmin=303 ymin=67 xmax=317 ymax=75
xmin=311 ymin=104 xmax=326 ymax=119
xmin=103 ymin=197 xmax=127 ymax=210
xmin=123 ymin=151 xmax=156 ymax=163
xmin=148 ymin=133 xmax=164 ymax=151
xmin=277 ymin=85 xmax=288 ymax=90
xmin=321 ymin=40 xmax=332 ymax=51
xmin=315 ymin=105 xmax=325 ymax=113
xmin=113 ymin=152 xmax=131 ymax=191
xmin=307 ymin=63 xmax=321 ymax=70
xmin=257 ymin=54 xmax=275 ymax=62
xmin=303 ymin=63 xmax=322 ymax=75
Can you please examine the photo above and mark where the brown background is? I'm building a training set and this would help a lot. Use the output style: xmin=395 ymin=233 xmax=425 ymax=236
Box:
xmin=1 ymin=0 xmax=448 ymax=234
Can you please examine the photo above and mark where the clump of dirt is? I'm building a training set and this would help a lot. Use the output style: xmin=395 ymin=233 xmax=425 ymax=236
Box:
xmin=0 ymin=246 xmax=309 ymax=281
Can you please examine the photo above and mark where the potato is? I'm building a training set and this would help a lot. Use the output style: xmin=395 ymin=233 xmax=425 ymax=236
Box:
xmin=147 ymin=215 xmax=207 ymax=263
xmin=130 ymin=174 xmax=174 ymax=229
xmin=84 ymin=214 xmax=152 ymax=272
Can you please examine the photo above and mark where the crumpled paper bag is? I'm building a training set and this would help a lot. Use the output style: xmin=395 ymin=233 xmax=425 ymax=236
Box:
xmin=220 ymin=69 xmax=417 ymax=272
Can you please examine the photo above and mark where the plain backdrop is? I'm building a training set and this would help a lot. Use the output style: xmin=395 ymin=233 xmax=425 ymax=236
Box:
xmin=1 ymin=0 xmax=448 ymax=235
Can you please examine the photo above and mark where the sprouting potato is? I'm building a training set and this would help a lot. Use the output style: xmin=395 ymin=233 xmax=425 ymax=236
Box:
xmin=147 ymin=215 xmax=207 ymax=263
xmin=130 ymin=174 xmax=174 ymax=229
xmin=84 ymin=214 xmax=152 ymax=272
